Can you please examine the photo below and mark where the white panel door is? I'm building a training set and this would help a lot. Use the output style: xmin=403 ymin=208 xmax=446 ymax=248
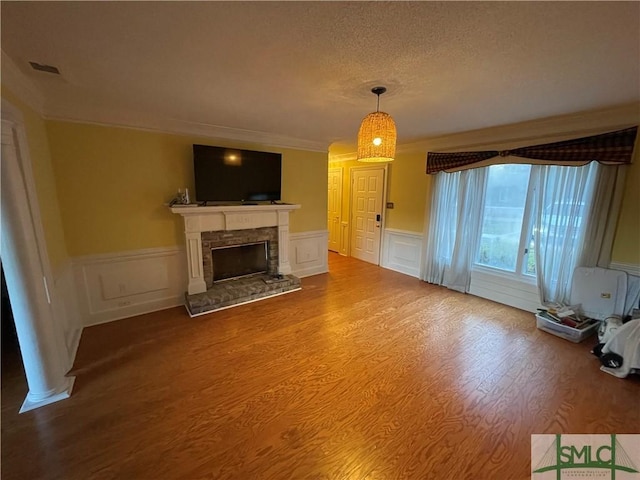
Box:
xmin=327 ymin=168 xmax=342 ymax=252
xmin=350 ymin=167 xmax=384 ymax=265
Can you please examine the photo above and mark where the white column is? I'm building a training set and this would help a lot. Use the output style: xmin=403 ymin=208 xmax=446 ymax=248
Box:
xmin=277 ymin=210 xmax=292 ymax=275
xmin=185 ymin=231 xmax=207 ymax=294
xmin=1 ymin=125 xmax=73 ymax=412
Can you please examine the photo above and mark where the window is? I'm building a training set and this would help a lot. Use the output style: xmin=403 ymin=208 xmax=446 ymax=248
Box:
xmin=476 ymin=164 xmax=535 ymax=276
xmin=425 ymin=157 xmax=620 ymax=308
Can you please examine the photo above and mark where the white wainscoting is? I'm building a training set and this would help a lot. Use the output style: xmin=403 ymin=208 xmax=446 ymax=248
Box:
xmin=289 ymin=230 xmax=329 ymax=278
xmin=73 ymin=233 xmax=328 ymax=326
xmin=609 ymin=262 xmax=640 ymax=277
xmin=469 ymin=263 xmax=640 ymax=314
xmin=52 ymin=261 xmax=83 ymax=370
xmin=469 ymin=268 xmax=543 ymax=313
xmin=381 ymin=229 xmax=423 ymax=278
xmin=72 ymin=246 xmax=187 ymax=327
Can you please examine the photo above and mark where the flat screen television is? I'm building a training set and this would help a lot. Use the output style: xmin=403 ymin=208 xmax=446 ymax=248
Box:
xmin=193 ymin=145 xmax=282 ymax=203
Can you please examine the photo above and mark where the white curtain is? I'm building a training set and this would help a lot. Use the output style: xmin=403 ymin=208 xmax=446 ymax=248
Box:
xmin=577 ymin=164 xmax=627 ymax=268
xmin=533 ymin=162 xmax=626 ymax=306
xmin=423 ymin=168 xmax=487 ymax=293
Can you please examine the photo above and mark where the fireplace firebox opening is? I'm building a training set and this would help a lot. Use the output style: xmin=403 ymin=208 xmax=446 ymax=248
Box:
xmin=211 ymin=241 xmax=269 ymax=283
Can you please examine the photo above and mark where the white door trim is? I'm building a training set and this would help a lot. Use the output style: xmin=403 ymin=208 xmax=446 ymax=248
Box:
xmin=327 ymin=167 xmax=343 ymax=253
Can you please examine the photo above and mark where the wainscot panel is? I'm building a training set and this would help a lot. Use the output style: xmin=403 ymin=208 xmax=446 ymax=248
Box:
xmin=381 ymin=229 xmax=423 ymax=278
xmin=72 ymin=247 xmax=187 ymax=326
xmin=609 ymin=262 xmax=640 ymax=277
xmin=289 ymin=230 xmax=329 ymax=278
xmin=469 ymin=269 xmax=543 ymax=313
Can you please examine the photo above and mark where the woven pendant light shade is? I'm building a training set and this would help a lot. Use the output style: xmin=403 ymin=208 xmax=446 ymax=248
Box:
xmin=357 ymin=87 xmax=397 ymax=162
xmin=357 ymin=111 xmax=397 ymax=162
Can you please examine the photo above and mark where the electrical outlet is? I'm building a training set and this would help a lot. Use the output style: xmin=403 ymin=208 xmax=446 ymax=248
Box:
xmin=386 ymin=202 xmax=394 ymax=209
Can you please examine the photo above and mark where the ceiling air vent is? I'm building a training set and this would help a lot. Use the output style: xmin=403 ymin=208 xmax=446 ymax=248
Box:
xmin=28 ymin=62 xmax=60 ymax=75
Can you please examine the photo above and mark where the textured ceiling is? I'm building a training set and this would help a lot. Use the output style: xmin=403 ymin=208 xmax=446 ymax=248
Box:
xmin=1 ymin=1 xmax=639 ymax=149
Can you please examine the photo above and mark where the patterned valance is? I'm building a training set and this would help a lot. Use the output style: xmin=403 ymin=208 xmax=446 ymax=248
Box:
xmin=426 ymin=126 xmax=638 ymax=174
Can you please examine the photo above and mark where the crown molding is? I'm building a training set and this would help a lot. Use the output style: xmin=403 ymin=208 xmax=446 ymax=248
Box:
xmin=398 ymin=102 xmax=640 ymax=154
xmin=328 ymin=151 xmax=357 ymax=163
xmin=44 ymin=110 xmax=329 ymax=153
xmin=1 ymin=50 xmax=45 ymax=114
xmin=1 ymin=50 xmax=327 ymax=152
xmin=329 ymin=103 xmax=640 ymax=160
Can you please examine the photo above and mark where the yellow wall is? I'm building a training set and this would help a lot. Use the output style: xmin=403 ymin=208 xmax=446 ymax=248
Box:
xmin=4 ymin=88 xmax=635 ymax=266
xmin=330 ymin=142 xmax=638 ymax=266
xmin=281 ymin=148 xmax=328 ymax=233
xmin=611 ymin=147 xmax=640 ymax=264
xmin=329 ymin=151 xmax=431 ymax=236
xmin=1 ymin=87 xmax=69 ymax=270
xmin=385 ymin=151 xmax=431 ymax=233
xmin=45 ymin=120 xmax=327 ymax=257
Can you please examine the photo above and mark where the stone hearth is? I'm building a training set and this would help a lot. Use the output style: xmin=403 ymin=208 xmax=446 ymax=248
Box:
xmin=185 ymin=273 xmax=301 ymax=316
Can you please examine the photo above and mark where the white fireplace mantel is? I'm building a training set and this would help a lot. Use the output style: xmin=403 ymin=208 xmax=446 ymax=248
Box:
xmin=171 ymin=204 xmax=301 ymax=294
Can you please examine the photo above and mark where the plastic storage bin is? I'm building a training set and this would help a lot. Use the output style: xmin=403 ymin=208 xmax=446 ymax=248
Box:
xmin=535 ymin=267 xmax=627 ymax=343
xmin=535 ymin=312 xmax=598 ymax=343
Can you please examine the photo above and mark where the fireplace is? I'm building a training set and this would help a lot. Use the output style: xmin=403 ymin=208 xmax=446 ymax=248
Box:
xmin=212 ymin=241 xmax=268 ymax=283
xmin=170 ymin=204 xmax=302 ymax=314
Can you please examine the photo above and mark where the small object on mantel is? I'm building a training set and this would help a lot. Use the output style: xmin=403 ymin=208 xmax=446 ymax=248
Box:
xmin=179 ymin=188 xmax=190 ymax=204
xmin=168 ymin=188 xmax=191 ymax=207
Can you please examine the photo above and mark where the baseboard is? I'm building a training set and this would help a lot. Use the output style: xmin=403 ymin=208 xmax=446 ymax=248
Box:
xmin=381 ymin=229 xmax=423 ymax=278
xmin=72 ymin=246 xmax=188 ymax=327
xmin=289 ymin=230 xmax=329 ymax=278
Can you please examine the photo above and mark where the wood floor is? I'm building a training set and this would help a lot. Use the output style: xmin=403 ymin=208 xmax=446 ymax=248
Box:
xmin=2 ymin=253 xmax=638 ymax=479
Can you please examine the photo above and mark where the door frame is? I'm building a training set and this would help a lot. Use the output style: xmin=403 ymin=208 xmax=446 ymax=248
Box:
xmin=348 ymin=164 xmax=389 ymax=264
xmin=327 ymin=167 xmax=343 ymax=253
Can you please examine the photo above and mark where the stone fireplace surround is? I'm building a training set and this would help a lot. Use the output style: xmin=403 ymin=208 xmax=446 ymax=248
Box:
xmin=171 ymin=204 xmax=301 ymax=313
xmin=201 ymin=227 xmax=278 ymax=289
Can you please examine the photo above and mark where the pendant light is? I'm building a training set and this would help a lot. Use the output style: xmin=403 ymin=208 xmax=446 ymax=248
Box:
xmin=357 ymin=86 xmax=397 ymax=162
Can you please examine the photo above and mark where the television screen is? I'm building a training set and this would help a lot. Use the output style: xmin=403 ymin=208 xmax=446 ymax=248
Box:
xmin=193 ymin=145 xmax=282 ymax=203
